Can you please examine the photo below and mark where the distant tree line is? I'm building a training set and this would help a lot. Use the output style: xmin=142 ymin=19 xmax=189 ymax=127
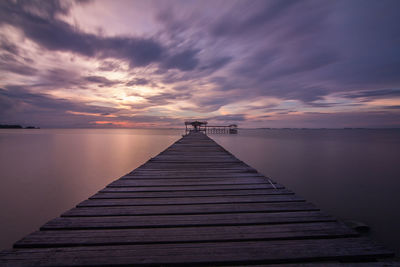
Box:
xmin=0 ymin=124 xmax=39 ymax=129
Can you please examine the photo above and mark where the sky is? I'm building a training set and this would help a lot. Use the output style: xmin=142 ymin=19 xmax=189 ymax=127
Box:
xmin=0 ymin=0 xmax=399 ymax=128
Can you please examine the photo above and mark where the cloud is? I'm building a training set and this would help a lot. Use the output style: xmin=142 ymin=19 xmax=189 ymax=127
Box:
xmin=0 ymin=38 xmax=20 ymax=55
xmin=207 ymin=0 xmax=400 ymax=104
xmin=285 ymin=86 xmax=330 ymax=104
xmin=84 ymin=75 xmax=119 ymax=87
xmin=1 ymin=0 xmax=400 ymax=128
xmin=384 ymin=105 xmax=400 ymax=110
xmin=211 ymin=1 xmax=299 ymax=37
xmin=0 ymin=54 xmax=37 ymax=76
xmin=146 ymin=92 xmax=192 ymax=106
xmin=97 ymin=60 xmax=122 ymax=72
xmin=162 ymin=49 xmax=199 ymax=71
xmin=0 ymin=0 xmax=196 ymax=71
xmin=193 ymin=95 xmax=237 ymax=113
xmin=100 ymin=37 xmax=163 ymax=67
xmin=37 ymin=68 xmax=82 ymax=89
xmin=210 ymin=114 xmax=246 ymax=122
xmin=0 ymin=85 xmax=118 ymax=119
xmin=199 ymin=56 xmax=232 ymax=73
xmin=343 ymin=89 xmax=400 ymax=99
xmin=126 ymin=78 xmax=150 ymax=86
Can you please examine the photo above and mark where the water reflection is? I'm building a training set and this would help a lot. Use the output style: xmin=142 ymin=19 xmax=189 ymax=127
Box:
xmin=212 ymin=129 xmax=400 ymax=255
xmin=0 ymin=128 xmax=399 ymax=255
xmin=0 ymin=129 xmax=181 ymax=249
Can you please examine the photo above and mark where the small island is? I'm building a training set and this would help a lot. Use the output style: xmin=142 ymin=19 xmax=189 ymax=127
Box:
xmin=0 ymin=124 xmax=40 ymax=129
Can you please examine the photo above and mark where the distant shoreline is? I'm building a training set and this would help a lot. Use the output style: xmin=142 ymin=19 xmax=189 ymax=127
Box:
xmin=0 ymin=125 xmax=40 ymax=129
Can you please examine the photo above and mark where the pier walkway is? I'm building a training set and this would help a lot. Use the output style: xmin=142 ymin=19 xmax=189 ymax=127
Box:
xmin=0 ymin=132 xmax=394 ymax=265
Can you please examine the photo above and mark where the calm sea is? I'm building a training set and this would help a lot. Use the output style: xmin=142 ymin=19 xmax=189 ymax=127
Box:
xmin=0 ymin=128 xmax=399 ymax=254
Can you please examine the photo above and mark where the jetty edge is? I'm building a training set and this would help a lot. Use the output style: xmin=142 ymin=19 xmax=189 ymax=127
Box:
xmin=0 ymin=131 xmax=394 ymax=266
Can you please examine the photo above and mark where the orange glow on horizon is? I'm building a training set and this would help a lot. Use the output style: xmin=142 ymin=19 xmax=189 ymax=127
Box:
xmin=92 ymin=121 xmax=163 ymax=128
xmin=67 ymin=111 xmax=117 ymax=117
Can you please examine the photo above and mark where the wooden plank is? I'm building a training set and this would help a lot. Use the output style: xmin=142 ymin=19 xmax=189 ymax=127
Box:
xmin=78 ymin=195 xmax=304 ymax=207
xmin=148 ymin=159 xmax=243 ymax=163
xmin=15 ymin=222 xmax=357 ymax=248
xmin=101 ymin=184 xmax=283 ymax=192
xmin=90 ymin=189 xmax=294 ymax=199
xmin=62 ymin=202 xmax=318 ymax=217
xmin=158 ymin=153 xmax=233 ymax=156
xmin=0 ymin=238 xmax=393 ymax=266
xmin=129 ymin=168 xmax=258 ymax=174
xmin=108 ymin=177 xmax=269 ymax=187
xmin=149 ymin=155 xmax=240 ymax=160
xmin=140 ymin=162 xmax=249 ymax=167
xmin=120 ymin=173 xmax=267 ymax=180
xmin=131 ymin=170 xmax=257 ymax=174
xmin=138 ymin=163 xmax=252 ymax=169
xmin=42 ymin=211 xmax=336 ymax=230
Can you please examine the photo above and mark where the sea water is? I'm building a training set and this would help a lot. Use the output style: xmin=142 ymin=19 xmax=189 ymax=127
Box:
xmin=0 ymin=128 xmax=399 ymax=254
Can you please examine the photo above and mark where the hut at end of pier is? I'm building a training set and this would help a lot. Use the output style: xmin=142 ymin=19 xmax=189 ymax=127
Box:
xmin=185 ymin=121 xmax=238 ymax=135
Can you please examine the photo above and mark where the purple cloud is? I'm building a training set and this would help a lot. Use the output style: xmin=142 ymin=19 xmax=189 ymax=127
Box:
xmin=1 ymin=0 xmax=400 ymax=128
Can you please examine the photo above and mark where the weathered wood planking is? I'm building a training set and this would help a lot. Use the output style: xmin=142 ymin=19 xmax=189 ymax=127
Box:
xmin=41 ymin=211 xmax=336 ymax=230
xmin=15 ymin=222 xmax=357 ymax=248
xmin=100 ymin=183 xmax=285 ymax=192
xmin=0 ymin=131 xmax=394 ymax=266
xmin=0 ymin=238 xmax=392 ymax=266
xmin=108 ymin=176 xmax=270 ymax=186
xmin=77 ymin=194 xmax=305 ymax=207
xmin=62 ymin=202 xmax=319 ymax=217
xmin=122 ymin=174 xmax=268 ymax=181
xmin=90 ymin=188 xmax=295 ymax=198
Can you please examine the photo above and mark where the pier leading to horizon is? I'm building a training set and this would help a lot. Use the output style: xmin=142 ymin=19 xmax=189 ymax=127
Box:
xmin=0 ymin=131 xmax=394 ymax=266
xmin=185 ymin=120 xmax=238 ymax=135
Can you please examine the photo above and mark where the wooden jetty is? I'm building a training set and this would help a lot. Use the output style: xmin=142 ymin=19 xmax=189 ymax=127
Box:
xmin=0 ymin=132 xmax=394 ymax=266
